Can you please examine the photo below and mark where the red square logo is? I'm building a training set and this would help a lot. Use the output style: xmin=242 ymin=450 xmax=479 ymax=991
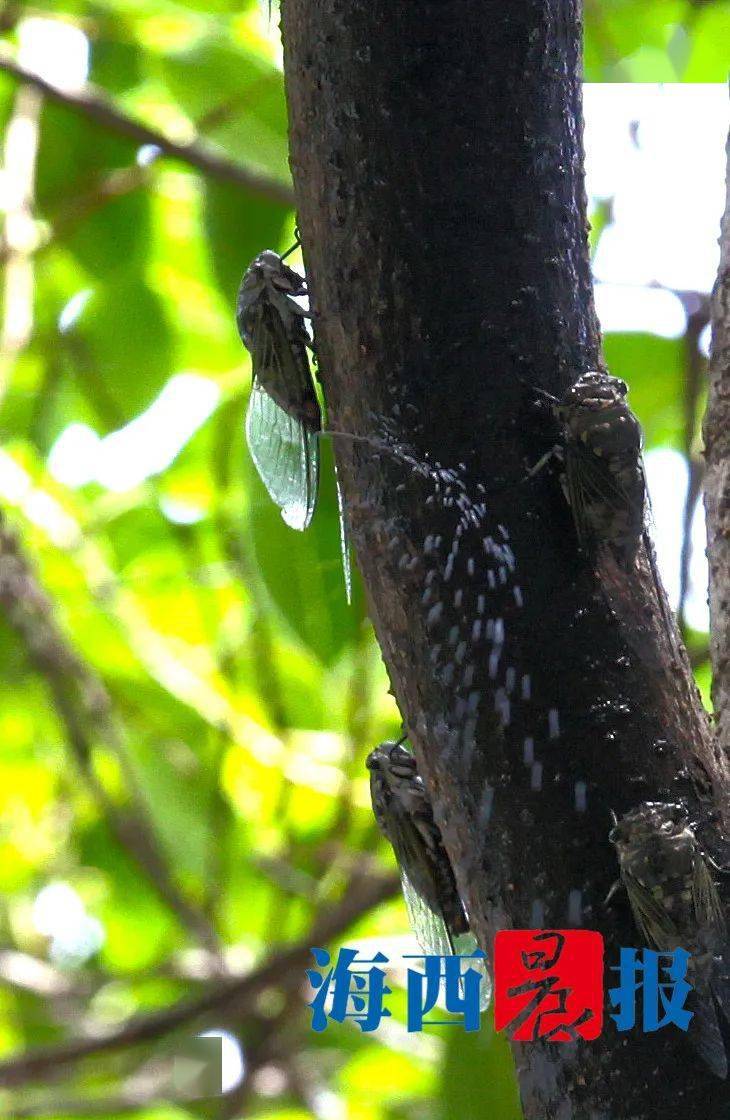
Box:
xmin=494 ymin=929 xmax=604 ymax=1042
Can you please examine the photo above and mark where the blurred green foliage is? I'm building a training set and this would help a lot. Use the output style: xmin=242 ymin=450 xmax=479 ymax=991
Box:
xmin=0 ymin=1 xmax=720 ymax=1118
xmin=583 ymin=0 xmax=730 ymax=80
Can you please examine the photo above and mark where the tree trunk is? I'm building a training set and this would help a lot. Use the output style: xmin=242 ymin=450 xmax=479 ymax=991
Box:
xmin=280 ymin=2 xmax=730 ymax=1116
xmin=706 ymin=129 xmax=730 ymax=757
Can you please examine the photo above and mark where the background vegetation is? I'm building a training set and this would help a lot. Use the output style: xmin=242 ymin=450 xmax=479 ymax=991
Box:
xmin=0 ymin=1 xmax=726 ymax=1116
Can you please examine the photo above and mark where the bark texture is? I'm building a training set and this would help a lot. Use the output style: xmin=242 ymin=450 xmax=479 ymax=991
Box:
xmin=706 ymin=129 xmax=730 ymax=757
xmin=281 ymin=3 xmax=730 ymax=1116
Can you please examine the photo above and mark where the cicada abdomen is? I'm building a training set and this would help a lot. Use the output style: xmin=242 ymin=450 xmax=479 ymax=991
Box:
xmin=236 ymin=249 xmax=352 ymax=600
xmin=367 ymin=740 xmax=490 ymax=1009
xmin=555 ymin=371 xmax=646 ymax=566
xmin=610 ymin=801 xmax=730 ymax=1078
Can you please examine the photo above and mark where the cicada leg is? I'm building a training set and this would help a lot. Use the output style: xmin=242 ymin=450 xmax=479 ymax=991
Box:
xmin=525 ymin=443 xmax=564 ymax=480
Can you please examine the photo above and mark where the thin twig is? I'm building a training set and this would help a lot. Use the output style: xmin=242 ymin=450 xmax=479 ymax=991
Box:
xmin=677 ymin=293 xmax=710 ymax=631
xmin=6 ymin=1099 xmax=158 ymax=1118
xmin=0 ymin=51 xmax=294 ymax=207
xmin=0 ymin=81 xmax=282 ymax=268
xmin=0 ymin=869 xmax=399 ymax=1087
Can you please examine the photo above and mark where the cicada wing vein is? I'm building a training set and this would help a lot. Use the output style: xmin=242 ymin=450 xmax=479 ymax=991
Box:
xmin=622 ymin=868 xmax=679 ymax=950
xmin=687 ymin=991 xmax=728 ymax=1080
xmin=400 ymin=872 xmax=491 ymax=1012
xmin=245 ymin=382 xmax=318 ymax=531
xmin=400 ymin=869 xmax=455 ymax=957
xmin=565 ymin=441 xmax=645 ymax=550
xmin=334 ymin=462 xmax=352 ymax=604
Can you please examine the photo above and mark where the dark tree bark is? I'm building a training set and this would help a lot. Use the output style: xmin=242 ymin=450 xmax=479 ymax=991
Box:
xmin=706 ymin=129 xmax=730 ymax=756
xmin=281 ymin=3 xmax=730 ymax=1117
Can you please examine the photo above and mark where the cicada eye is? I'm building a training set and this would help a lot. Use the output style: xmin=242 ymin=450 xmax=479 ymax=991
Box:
xmin=616 ymin=379 xmax=628 ymax=395
xmin=389 ymin=743 xmax=412 ymax=761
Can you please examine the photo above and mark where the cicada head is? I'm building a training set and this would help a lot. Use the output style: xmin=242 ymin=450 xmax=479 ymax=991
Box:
xmin=367 ymin=741 xmax=424 ymax=826
xmin=253 ymin=249 xmax=306 ymax=294
xmin=559 ymin=370 xmax=628 ymax=413
xmin=558 ymin=371 xmax=639 ymax=452
xmin=610 ymin=801 xmax=692 ymax=865
xmin=237 ymin=250 xmax=308 ymax=338
xmin=367 ymin=740 xmax=416 ymax=778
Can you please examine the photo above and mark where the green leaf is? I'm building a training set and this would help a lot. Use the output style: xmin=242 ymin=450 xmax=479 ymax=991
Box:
xmin=439 ymin=1012 xmax=522 ymax=1120
xmin=87 ymin=6 xmax=146 ymax=93
xmin=603 ymin=333 xmax=684 ymax=451
xmin=203 ymin=180 xmax=289 ymax=303
xmin=36 ymin=102 xmax=152 ymax=279
xmin=582 ymin=0 xmax=730 ymax=80
xmin=81 ymin=818 xmax=180 ymax=972
xmin=63 ymin=280 xmax=175 ymax=427
xmin=684 ymin=3 xmax=730 ymax=80
xmin=160 ymin=37 xmax=289 ymax=177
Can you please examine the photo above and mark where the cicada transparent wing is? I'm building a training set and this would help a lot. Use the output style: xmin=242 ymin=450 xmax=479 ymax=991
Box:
xmin=620 ymin=865 xmax=728 ymax=1079
xmin=334 ymin=461 xmax=352 ymax=604
xmin=399 ymin=866 xmax=456 ymax=957
xmin=245 ymin=381 xmax=318 ymax=530
xmin=690 ymin=850 xmax=730 ymax=1077
xmin=399 ymin=868 xmax=491 ymax=1011
xmin=563 ymin=441 xmax=644 ymax=556
xmin=693 ymin=852 xmax=726 ymax=933
xmin=686 ymin=990 xmax=729 ymax=1081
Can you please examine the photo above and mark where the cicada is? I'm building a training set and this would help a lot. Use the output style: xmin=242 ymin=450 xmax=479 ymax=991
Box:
xmin=610 ymin=801 xmax=730 ymax=1078
xmin=236 ymin=248 xmax=351 ymax=600
xmin=367 ymin=740 xmax=490 ymax=1009
xmin=542 ymin=371 xmax=646 ymax=565
xmin=237 ymin=249 xmax=320 ymax=531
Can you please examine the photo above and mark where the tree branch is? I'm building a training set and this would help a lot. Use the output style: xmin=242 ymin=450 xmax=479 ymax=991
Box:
xmin=0 ymin=50 xmax=294 ymax=207
xmin=0 ymin=85 xmax=282 ymax=268
xmin=280 ymin=2 xmax=730 ymax=1115
xmin=0 ymin=869 xmax=398 ymax=1087
xmin=705 ymin=126 xmax=730 ymax=752
xmin=678 ymin=293 xmax=710 ymax=633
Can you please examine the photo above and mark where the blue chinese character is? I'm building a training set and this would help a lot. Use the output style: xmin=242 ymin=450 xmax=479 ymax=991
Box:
xmin=406 ymin=951 xmax=486 ymax=1032
xmin=609 ymin=948 xmax=693 ymax=1033
xmin=306 ymin=947 xmax=391 ymax=1032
